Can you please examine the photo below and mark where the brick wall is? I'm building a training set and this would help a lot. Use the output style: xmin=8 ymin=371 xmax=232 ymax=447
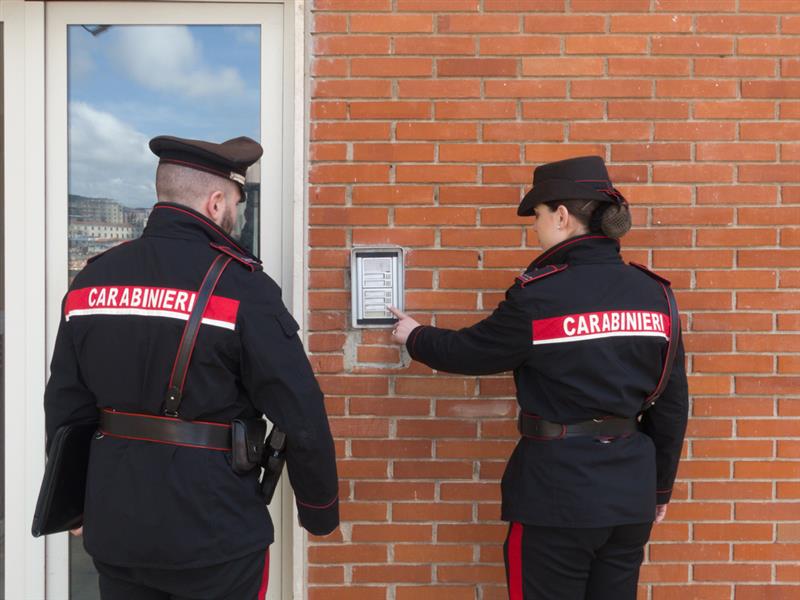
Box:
xmin=307 ymin=1 xmax=800 ymax=598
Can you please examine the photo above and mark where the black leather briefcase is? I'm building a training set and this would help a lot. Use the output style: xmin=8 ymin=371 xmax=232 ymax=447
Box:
xmin=31 ymin=421 xmax=97 ymax=537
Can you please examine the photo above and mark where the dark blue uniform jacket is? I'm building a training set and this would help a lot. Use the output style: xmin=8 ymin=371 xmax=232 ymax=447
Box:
xmin=407 ymin=234 xmax=689 ymax=528
xmin=45 ymin=202 xmax=339 ymax=568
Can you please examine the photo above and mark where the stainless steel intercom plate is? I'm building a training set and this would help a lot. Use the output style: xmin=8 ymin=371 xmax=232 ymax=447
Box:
xmin=351 ymin=247 xmax=404 ymax=328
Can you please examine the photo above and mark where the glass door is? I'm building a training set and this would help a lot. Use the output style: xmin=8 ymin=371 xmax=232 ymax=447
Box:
xmin=45 ymin=3 xmax=288 ymax=598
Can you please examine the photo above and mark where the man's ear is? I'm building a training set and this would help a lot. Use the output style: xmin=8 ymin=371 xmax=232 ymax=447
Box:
xmin=204 ymin=190 xmax=226 ymax=223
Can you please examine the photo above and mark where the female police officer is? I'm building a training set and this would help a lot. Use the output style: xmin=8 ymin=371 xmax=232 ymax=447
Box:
xmin=389 ymin=156 xmax=688 ymax=600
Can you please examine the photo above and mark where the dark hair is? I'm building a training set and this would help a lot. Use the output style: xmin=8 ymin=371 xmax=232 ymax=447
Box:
xmin=543 ymin=199 xmax=631 ymax=239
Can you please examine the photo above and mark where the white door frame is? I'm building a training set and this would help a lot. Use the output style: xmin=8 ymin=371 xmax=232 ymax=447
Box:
xmin=3 ymin=1 xmax=308 ymax=597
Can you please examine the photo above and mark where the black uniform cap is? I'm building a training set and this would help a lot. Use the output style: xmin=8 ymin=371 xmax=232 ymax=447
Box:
xmin=518 ymin=155 xmax=627 ymax=217
xmin=149 ymin=135 xmax=263 ymax=190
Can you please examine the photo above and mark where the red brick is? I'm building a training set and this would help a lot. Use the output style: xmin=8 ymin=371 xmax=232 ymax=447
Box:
xmin=352 ymin=565 xmax=431 ymax=584
xmin=352 ymin=524 xmax=433 ymax=542
xmin=395 ymin=207 xmax=476 ymax=226
xmin=353 ymin=143 xmax=434 ymax=163
xmin=311 ymin=143 xmax=347 ymax=162
xmin=658 ymin=80 xmax=737 ymax=99
xmin=396 ymin=165 xmax=477 ymax=183
xmin=312 ymin=58 xmax=348 ymax=77
xmin=398 ymin=79 xmax=481 ymax=99
xmin=572 ymin=80 xmax=652 ymax=98
xmin=572 ymin=0 xmax=649 ymax=9
xmin=351 ymin=57 xmax=432 ymax=77
xmin=696 ymin=15 xmax=778 ymax=33
xmin=480 ymin=36 xmax=561 ymax=55
xmin=397 ymin=0 xmax=479 ymax=10
xmin=308 ymin=164 xmax=389 ymax=183
xmin=735 ymin=586 xmax=800 ymax=600
xmin=694 ymin=58 xmax=777 ymax=77
xmin=435 ymin=101 xmax=516 ymax=120
xmin=740 ymin=37 xmax=800 ymax=56
xmin=743 ymin=81 xmax=800 ymax=99
xmin=396 ymin=587 xmax=475 ymax=600
xmin=440 ymin=143 xmax=519 ymax=163
xmin=397 ymin=122 xmax=478 ymax=141
xmin=608 ymin=101 xmax=689 ymax=120
xmin=566 ymin=36 xmax=648 ymax=55
xmin=313 ymin=14 xmax=347 ymax=33
xmin=439 ymin=186 xmax=520 ymax=206
xmin=735 ymin=543 xmax=800 ymax=561
xmin=350 ymin=14 xmax=433 ymax=33
xmin=650 ymin=543 xmax=730 ymax=562
xmin=437 ymin=58 xmax=517 ymax=77
xmin=655 ymin=0 xmax=735 ymax=11
xmin=651 ymin=586 xmax=731 ymax=600
xmin=638 ymin=563 xmax=689 ymax=583
xmin=694 ymin=564 xmax=771 ymax=582
xmin=653 ymin=36 xmax=734 ymax=55
xmin=485 ymin=0 xmax=566 ymax=9
xmin=699 ymin=143 xmax=777 ymax=163
xmin=438 ymin=14 xmax=520 ymax=34
xmin=313 ymin=79 xmax=392 ymax=98
xmin=438 ymin=565 xmax=506 ymax=584
xmin=314 ymin=36 xmax=391 ymax=56
xmin=698 ymin=185 xmax=778 ymax=205
xmin=653 ymin=207 xmax=733 ymax=226
xmin=352 ymin=186 xmax=434 ymax=205
xmin=395 ymin=36 xmax=475 ymax=55
xmin=695 ymin=523 xmax=774 ymax=542
xmin=483 ymin=123 xmax=564 ymax=144
xmin=522 ymin=58 xmax=604 ymax=77
xmin=736 ymin=461 xmax=800 ymax=480
xmin=571 ymin=122 xmax=650 ymax=141
xmin=525 ymin=144 xmax=606 ymax=163
xmin=695 ymin=353 xmax=774 ymax=373
xmin=523 ymin=14 xmax=603 ymax=33
xmin=350 ymin=101 xmax=432 ymax=120
xmin=612 ymin=15 xmax=693 ymax=33
xmin=308 ymin=588 xmax=385 ymax=600
xmin=484 ymin=79 xmax=566 ymax=98
xmin=609 ymin=57 xmax=691 ymax=76
xmin=653 ymin=164 xmax=734 ymax=183
xmin=314 ymin=0 xmax=391 ymax=8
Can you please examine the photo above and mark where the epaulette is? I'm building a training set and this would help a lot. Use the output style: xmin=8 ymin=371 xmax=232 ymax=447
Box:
xmin=515 ymin=264 xmax=568 ymax=288
xmin=629 ymin=262 xmax=670 ymax=285
xmin=210 ymin=242 xmax=263 ymax=272
xmin=86 ymin=240 xmax=132 ymax=264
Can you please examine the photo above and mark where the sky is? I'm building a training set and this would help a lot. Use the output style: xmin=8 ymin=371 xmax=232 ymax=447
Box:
xmin=68 ymin=25 xmax=261 ymax=207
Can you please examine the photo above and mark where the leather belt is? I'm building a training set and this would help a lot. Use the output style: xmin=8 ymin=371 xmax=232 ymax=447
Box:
xmin=518 ymin=413 xmax=638 ymax=440
xmin=99 ymin=409 xmax=231 ymax=451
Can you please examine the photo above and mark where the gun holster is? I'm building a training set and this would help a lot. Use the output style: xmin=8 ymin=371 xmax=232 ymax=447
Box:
xmin=259 ymin=427 xmax=287 ymax=505
xmin=230 ymin=418 xmax=267 ymax=474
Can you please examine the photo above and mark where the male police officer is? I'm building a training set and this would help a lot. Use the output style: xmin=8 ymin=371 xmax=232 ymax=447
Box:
xmin=45 ymin=135 xmax=339 ymax=599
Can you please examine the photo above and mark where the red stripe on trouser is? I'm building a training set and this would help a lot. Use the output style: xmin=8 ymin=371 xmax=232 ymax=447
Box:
xmin=508 ymin=522 xmax=523 ymax=600
xmin=257 ymin=549 xmax=270 ymax=599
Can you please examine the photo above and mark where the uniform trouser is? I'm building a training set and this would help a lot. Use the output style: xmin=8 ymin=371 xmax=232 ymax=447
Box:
xmin=93 ymin=548 xmax=269 ymax=600
xmin=503 ymin=522 xmax=653 ymax=600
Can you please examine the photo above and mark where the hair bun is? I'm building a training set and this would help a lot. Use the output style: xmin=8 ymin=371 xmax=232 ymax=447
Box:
xmin=600 ymin=203 xmax=632 ymax=239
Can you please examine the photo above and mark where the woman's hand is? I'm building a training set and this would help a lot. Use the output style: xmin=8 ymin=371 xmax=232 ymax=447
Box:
xmin=387 ymin=306 xmax=420 ymax=345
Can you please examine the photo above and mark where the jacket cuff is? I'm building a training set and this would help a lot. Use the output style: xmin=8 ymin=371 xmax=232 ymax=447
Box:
xmin=296 ymin=494 xmax=340 ymax=536
xmin=405 ymin=325 xmax=426 ymax=359
xmin=656 ymin=488 xmax=672 ymax=505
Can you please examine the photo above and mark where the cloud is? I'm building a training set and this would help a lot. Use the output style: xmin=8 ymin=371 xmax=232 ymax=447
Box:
xmin=109 ymin=26 xmax=247 ymax=99
xmin=231 ymin=27 xmax=260 ymax=46
xmin=69 ymin=102 xmax=157 ymax=206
